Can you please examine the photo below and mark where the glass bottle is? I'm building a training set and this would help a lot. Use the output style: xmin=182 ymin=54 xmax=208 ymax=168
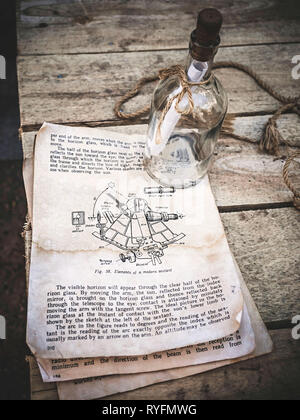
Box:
xmin=144 ymin=8 xmax=227 ymax=189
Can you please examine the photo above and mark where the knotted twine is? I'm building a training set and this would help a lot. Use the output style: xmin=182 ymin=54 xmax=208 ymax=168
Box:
xmin=156 ymin=65 xmax=212 ymax=144
xmin=114 ymin=61 xmax=300 ymax=209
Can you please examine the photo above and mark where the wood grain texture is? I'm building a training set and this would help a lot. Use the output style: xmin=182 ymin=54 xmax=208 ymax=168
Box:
xmin=17 ymin=43 xmax=300 ymax=127
xmin=221 ymin=208 xmax=300 ymax=323
xmin=27 ymin=356 xmax=59 ymax=400
xmin=28 ymin=328 xmax=300 ymax=400
xmin=17 ymin=0 xmax=300 ymax=55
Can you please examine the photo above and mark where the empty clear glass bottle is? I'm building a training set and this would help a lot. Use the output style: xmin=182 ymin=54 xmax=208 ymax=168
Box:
xmin=144 ymin=8 xmax=227 ymax=189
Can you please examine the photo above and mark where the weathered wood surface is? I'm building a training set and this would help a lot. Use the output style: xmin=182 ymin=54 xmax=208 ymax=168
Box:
xmin=27 ymin=356 xmax=59 ymax=401
xmin=28 ymin=329 xmax=300 ymax=400
xmin=18 ymin=0 xmax=300 ymax=55
xmin=22 ymin=116 xmax=300 ymax=207
xmin=17 ymin=0 xmax=300 ymax=401
xmin=17 ymin=43 xmax=300 ymax=128
xmin=221 ymin=208 xmax=300 ymax=323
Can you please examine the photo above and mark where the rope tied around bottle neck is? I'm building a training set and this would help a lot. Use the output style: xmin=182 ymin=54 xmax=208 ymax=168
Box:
xmin=156 ymin=65 xmax=213 ymax=144
xmin=114 ymin=61 xmax=300 ymax=208
xmin=158 ymin=65 xmax=212 ymax=117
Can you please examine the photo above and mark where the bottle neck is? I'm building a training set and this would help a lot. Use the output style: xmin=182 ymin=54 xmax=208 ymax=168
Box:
xmin=186 ymin=28 xmax=220 ymax=82
xmin=185 ymin=52 xmax=214 ymax=83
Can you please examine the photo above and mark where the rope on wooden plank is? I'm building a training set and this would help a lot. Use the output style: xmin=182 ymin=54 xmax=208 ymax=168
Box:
xmin=114 ymin=61 xmax=300 ymax=209
xmin=283 ymin=151 xmax=300 ymax=210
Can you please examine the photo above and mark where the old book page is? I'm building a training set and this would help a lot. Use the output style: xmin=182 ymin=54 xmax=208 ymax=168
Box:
xmin=22 ymin=127 xmax=254 ymax=382
xmin=27 ymin=122 xmax=244 ymax=359
xmin=56 ymin=268 xmax=273 ymax=400
xmin=36 ymin=302 xmax=254 ymax=381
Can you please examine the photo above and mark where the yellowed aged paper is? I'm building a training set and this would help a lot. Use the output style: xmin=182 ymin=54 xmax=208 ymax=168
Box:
xmin=22 ymin=128 xmax=254 ymax=382
xmin=56 ymin=271 xmax=272 ymax=400
xmin=37 ymin=303 xmax=254 ymax=382
xmin=24 ymin=130 xmax=255 ymax=382
xmin=27 ymin=122 xmax=243 ymax=359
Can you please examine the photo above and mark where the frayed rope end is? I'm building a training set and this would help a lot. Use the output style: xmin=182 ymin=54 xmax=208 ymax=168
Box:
xmin=260 ymin=118 xmax=283 ymax=156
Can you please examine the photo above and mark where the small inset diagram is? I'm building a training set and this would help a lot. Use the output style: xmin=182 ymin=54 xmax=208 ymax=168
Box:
xmin=144 ymin=186 xmax=175 ymax=195
xmin=72 ymin=211 xmax=85 ymax=226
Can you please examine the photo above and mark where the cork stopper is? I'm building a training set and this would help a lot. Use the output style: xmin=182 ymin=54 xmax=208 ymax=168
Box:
xmin=195 ymin=8 xmax=223 ymax=45
xmin=189 ymin=8 xmax=223 ymax=61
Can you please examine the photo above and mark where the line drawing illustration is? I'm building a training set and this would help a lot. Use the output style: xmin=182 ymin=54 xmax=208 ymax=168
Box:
xmin=144 ymin=186 xmax=175 ymax=195
xmin=92 ymin=184 xmax=185 ymax=265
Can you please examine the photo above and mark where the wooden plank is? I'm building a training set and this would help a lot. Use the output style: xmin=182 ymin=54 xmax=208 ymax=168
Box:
xmin=17 ymin=43 xmax=300 ymax=128
xmin=28 ymin=329 xmax=300 ymax=400
xmin=221 ymin=208 xmax=300 ymax=323
xmin=21 ymin=114 xmax=300 ymax=207
xmin=211 ymin=114 xmax=300 ymax=207
xmin=17 ymin=0 xmax=300 ymax=55
xmin=27 ymin=356 xmax=58 ymax=400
